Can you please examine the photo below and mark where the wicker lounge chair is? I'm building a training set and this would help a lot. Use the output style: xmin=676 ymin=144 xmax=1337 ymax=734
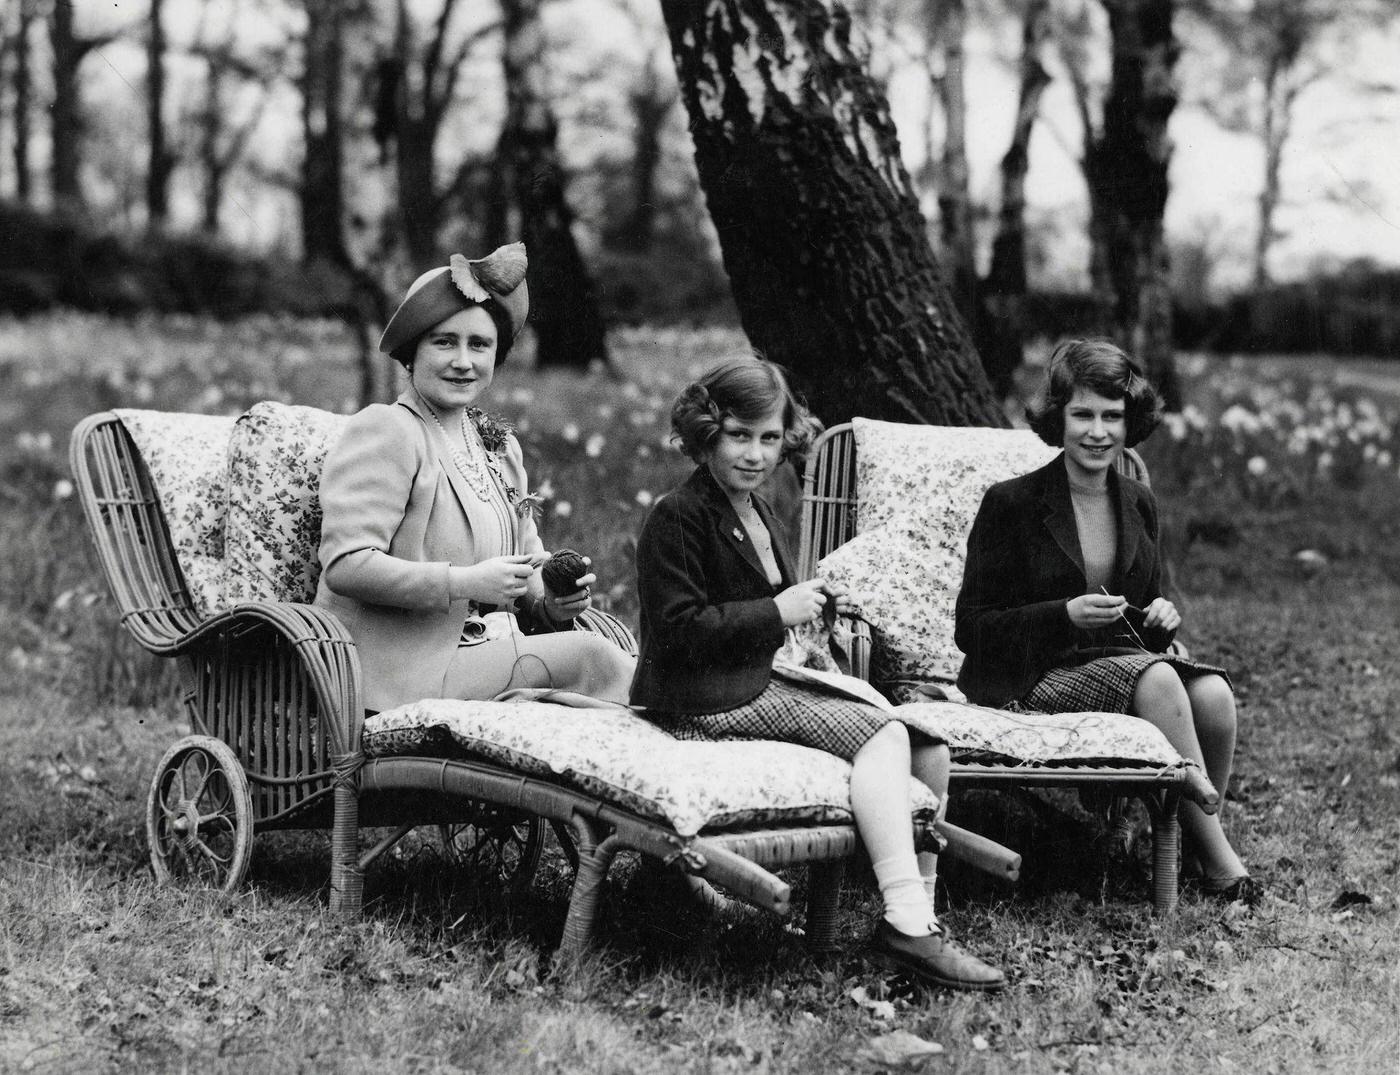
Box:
xmin=70 ymin=404 xmax=1014 ymax=962
xmin=798 ymin=421 xmax=1220 ymax=914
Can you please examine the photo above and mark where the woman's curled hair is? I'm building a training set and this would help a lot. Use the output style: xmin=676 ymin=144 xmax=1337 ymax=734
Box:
xmin=1026 ymin=338 xmax=1164 ymax=448
xmin=671 ymin=357 xmax=819 ymax=463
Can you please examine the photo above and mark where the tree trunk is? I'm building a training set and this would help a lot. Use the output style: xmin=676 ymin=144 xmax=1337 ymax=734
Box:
xmin=978 ymin=0 xmax=1052 ymax=399
xmin=198 ymin=55 xmax=227 ymax=234
xmin=12 ymin=0 xmax=33 ymax=202
xmin=930 ymin=0 xmax=977 ymax=322
xmin=615 ymin=51 xmax=673 ymax=252
xmin=1084 ymin=0 xmax=1181 ymax=409
xmin=660 ymin=0 xmax=1004 ymax=428
xmin=499 ymin=0 xmax=610 ymax=369
xmin=299 ymin=0 xmax=348 ymax=264
xmin=145 ymin=0 xmax=174 ymax=226
xmin=1253 ymin=47 xmax=1301 ymax=289
xmin=49 ymin=0 xmax=83 ymax=209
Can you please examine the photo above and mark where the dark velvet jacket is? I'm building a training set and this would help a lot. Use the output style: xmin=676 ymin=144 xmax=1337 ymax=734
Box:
xmin=954 ymin=455 xmax=1176 ymax=708
xmin=630 ymin=465 xmax=795 ymax=716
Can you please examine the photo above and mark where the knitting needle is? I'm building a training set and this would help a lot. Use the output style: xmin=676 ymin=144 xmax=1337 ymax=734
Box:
xmin=1100 ymin=585 xmax=1148 ymax=650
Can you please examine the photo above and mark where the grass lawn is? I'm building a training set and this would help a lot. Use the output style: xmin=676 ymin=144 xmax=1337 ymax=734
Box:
xmin=1 ymin=314 xmax=1398 ymax=1073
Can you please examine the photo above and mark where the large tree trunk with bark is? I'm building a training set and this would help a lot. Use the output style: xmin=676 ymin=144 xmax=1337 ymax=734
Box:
xmin=660 ymin=0 xmax=1004 ymax=428
xmin=145 ymin=0 xmax=174 ymax=227
xmin=1084 ymin=0 xmax=1181 ymax=409
xmin=977 ymin=0 xmax=1051 ymax=399
xmin=498 ymin=0 xmax=609 ymax=369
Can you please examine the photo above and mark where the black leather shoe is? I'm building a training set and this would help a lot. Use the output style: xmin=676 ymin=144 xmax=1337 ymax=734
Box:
xmin=1200 ymin=874 xmax=1264 ymax=907
xmin=867 ymin=921 xmax=1006 ymax=992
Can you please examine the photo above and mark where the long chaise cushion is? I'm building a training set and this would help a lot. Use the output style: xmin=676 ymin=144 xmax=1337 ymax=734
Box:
xmin=892 ymin=702 xmax=1191 ymax=769
xmin=363 ymin=699 xmax=943 ymax=838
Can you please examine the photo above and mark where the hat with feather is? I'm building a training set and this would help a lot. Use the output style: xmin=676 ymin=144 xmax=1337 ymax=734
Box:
xmin=379 ymin=243 xmax=529 ymax=365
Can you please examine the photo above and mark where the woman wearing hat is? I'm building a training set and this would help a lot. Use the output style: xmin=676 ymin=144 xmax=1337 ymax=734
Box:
xmin=314 ymin=244 xmax=635 ymax=712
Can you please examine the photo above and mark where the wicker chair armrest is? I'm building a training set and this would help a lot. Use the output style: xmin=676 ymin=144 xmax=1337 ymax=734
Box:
xmin=171 ymin=601 xmax=363 ymax=758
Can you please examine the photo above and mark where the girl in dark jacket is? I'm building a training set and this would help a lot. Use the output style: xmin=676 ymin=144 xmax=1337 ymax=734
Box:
xmin=633 ymin=357 xmax=1004 ymax=991
xmin=956 ymin=339 xmax=1255 ymax=903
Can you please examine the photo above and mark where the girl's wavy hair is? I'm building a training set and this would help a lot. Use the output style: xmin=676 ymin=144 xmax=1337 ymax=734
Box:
xmin=671 ymin=356 xmax=820 ymax=463
xmin=1026 ymin=338 xmax=1164 ymax=448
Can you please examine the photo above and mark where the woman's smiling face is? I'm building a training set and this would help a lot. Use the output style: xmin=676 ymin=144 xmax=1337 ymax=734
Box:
xmin=705 ymin=406 xmax=786 ymax=502
xmin=1062 ymin=386 xmax=1126 ymax=481
xmin=410 ymin=306 xmax=497 ymax=412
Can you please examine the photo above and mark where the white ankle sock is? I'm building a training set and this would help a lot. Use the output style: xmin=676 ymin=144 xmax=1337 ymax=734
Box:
xmin=918 ymin=850 xmax=939 ymax=907
xmin=872 ymin=854 xmax=936 ymax=936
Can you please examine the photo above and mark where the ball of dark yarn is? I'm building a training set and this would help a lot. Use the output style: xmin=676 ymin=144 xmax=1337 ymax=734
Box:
xmin=542 ymin=549 xmax=588 ymax=596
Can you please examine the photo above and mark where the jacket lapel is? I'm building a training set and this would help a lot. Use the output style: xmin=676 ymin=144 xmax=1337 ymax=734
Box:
xmin=1038 ymin=457 xmax=1085 ymax=580
xmin=1110 ymin=467 xmax=1144 ymax=589
xmin=754 ymin=494 xmax=796 ymax=586
xmin=690 ymin=467 xmax=778 ymax=586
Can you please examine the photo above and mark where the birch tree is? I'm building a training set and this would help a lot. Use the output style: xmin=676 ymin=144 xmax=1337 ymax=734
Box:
xmin=660 ymin=0 xmax=1005 ymax=428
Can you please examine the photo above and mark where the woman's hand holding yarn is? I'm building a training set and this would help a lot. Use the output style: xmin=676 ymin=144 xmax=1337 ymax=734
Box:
xmin=1066 ymin=592 xmax=1127 ymax=629
xmin=774 ymin=579 xmax=827 ymax=627
xmin=542 ymin=564 xmax=597 ymax=623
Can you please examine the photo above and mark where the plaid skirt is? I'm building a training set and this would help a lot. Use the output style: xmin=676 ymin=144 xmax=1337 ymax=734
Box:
xmin=658 ymin=678 xmax=896 ymax=762
xmin=1023 ymin=652 xmax=1231 ymax=716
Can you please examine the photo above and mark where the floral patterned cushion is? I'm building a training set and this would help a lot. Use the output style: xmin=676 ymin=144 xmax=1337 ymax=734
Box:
xmin=223 ymin=402 xmax=348 ymax=606
xmin=816 ymin=420 xmax=1057 ymax=692
xmin=363 ymin=699 xmax=941 ymax=837
xmin=892 ymin=701 xmax=1189 ymax=769
xmin=113 ymin=410 xmax=237 ymax=619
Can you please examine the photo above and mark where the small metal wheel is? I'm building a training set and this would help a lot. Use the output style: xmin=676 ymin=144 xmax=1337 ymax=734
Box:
xmin=147 ymin=735 xmax=254 ymax=893
xmin=437 ymin=803 xmax=544 ymax=892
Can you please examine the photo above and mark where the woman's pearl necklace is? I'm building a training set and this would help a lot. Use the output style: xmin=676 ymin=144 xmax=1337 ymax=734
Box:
xmin=417 ymin=393 xmax=494 ymax=502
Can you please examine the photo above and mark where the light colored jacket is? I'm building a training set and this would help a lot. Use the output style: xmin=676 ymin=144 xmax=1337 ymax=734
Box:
xmin=313 ymin=391 xmax=542 ymax=711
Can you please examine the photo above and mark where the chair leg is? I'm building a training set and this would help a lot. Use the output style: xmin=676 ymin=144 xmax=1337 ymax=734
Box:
xmin=1144 ymin=789 xmax=1182 ymax=915
xmin=804 ymin=860 xmax=845 ymax=953
xmin=554 ymin=818 xmax=616 ymax=968
xmin=329 ymin=781 xmax=364 ymax=917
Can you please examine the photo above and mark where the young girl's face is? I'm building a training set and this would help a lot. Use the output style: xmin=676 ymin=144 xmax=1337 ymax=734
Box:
xmin=705 ymin=404 xmax=786 ymax=501
xmin=1061 ymin=386 xmax=1126 ymax=480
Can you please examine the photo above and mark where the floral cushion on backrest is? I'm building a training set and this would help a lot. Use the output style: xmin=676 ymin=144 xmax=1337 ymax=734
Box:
xmin=223 ymin=402 xmax=348 ymax=606
xmin=816 ymin=420 xmax=1056 ymax=692
xmin=891 ymin=701 xmax=1189 ymax=768
xmin=363 ymin=699 xmax=941 ymax=837
xmin=113 ymin=409 xmax=237 ymax=619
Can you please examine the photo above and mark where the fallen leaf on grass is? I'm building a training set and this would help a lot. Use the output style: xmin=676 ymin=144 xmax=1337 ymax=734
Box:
xmin=1330 ymin=889 xmax=1373 ymax=910
xmin=860 ymin=1030 xmax=943 ymax=1066
xmin=849 ymin=985 xmax=896 ymax=1020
